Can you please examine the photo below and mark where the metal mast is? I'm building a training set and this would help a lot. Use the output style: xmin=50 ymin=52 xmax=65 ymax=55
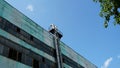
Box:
xmin=49 ymin=24 xmax=63 ymax=68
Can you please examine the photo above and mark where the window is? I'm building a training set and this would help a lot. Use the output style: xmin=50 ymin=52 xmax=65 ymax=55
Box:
xmin=0 ymin=44 xmax=4 ymax=54
xmin=8 ymin=48 xmax=17 ymax=60
xmin=51 ymin=63 xmax=56 ymax=68
xmin=0 ymin=17 xmax=6 ymax=29
xmin=8 ymin=48 xmax=22 ymax=62
xmin=17 ymin=52 xmax=22 ymax=62
xmin=33 ymin=59 xmax=39 ymax=68
xmin=42 ymin=57 xmax=45 ymax=63
xmin=62 ymin=58 xmax=65 ymax=63
xmin=2 ymin=46 xmax=9 ymax=57
xmin=16 ymin=27 xmax=20 ymax=33
xmin=0 ymin=17 xmax=2 ymax=22
xmin=30 ymin=35 xmax=33 ymax=41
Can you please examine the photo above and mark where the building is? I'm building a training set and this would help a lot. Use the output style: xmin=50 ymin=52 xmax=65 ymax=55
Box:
xmin=0 ymin=0 xmax=97 ymax=68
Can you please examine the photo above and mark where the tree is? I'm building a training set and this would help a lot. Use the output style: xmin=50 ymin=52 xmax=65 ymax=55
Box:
xmin=93 ymin=0 xmax=120 ymax=28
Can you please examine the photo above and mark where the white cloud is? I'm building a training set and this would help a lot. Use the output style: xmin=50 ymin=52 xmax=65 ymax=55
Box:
xmin=101 ymin=57 xmax=113 ymax=68
xmin=118 ymin=55 xmax=120 ymax=59
xmin=26 ymin=4 xmax=34 ymax=12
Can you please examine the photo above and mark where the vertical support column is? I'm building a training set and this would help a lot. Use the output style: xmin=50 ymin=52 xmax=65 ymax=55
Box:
xmin=54 ymin=33 xmax=63 ymax=68
xmin=49 ymin=24 xmax=63 ymax=68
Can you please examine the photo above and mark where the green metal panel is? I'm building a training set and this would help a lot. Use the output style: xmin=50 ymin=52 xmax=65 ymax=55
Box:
xmin=0 ymin=55 xmax=32 ymax=68
xmin=60 ymin=42 xmax=97 ymax=68
xmin=0 ymin=29 xmax=55 ymax=62
xmin=0 ymin=0 xmax=54 ymax=48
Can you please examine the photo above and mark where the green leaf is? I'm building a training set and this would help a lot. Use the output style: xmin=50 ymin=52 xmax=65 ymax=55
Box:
xmin=104 ymin=21 xmax=108 ymax=28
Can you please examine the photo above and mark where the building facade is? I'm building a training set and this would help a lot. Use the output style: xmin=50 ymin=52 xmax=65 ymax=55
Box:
xmin=0 ymin=0 xmax=97 ymax=68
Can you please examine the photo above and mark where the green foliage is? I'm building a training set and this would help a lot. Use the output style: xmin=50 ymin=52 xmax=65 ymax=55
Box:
xmin=93 ymin=0 xmax=120 ymax=28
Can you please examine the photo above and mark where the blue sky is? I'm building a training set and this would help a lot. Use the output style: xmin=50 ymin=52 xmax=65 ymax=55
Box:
xmin=5 ymin=0 xmax=120 ymax=68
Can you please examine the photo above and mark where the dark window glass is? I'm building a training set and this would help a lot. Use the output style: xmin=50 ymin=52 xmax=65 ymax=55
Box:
xmin=62 ymin=58 xmax=65 ymax=63
xmin=0 ymin=44 xmax=4 ymax=54
xmin=30 ymin=35 xmax=33 ymax=41
xmin=0 ymin=18 xmax=6 ymax=29
xmin=16 ymin=27 xmax=20 ymax=33
xmin=0 ymin=17 xmax=2 ymax=22
xmin=51 ymin=63 xmax=56 ymax=68
xmin=25 ymin=55 xmax=32 ymax=66
xmin=8 ymin=48 xmax=17 ymax=60
xmin=8 ymin=48 xmax=22 ymax=62
xmin=2 ymin=46 xmax=9 ymax=57
xmin=33 ymin=59 xmax=39 ymax=68
xmin=42 ymin=57 xmax=45 ymax=63
xmin=17 ymin=52 xmax=22 ymax=62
